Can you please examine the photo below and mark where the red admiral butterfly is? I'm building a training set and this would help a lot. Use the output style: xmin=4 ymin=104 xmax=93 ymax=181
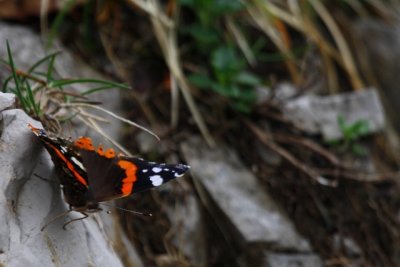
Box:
xmin=28 ymin=124 xmax=190 ymax=229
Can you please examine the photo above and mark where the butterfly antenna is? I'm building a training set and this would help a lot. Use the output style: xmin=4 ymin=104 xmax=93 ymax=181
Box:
xmin=100 ymin=203 xmax=152 ymax=217
xmin=41 ymin=209 xmax=73 ymax=231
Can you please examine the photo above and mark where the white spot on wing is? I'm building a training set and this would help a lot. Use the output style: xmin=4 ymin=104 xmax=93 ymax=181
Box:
xmin=150 ymin=175 xmax=163 ymax=186
xmin=175 ymin=172 xmax=184 ymax=177
xmin=60 ymin=146 xmax=68 ymax=153
xmin=142 ymin=169 xmax=148 ymax=173
xmin=70 ymin=156 xmax=86 ymax=171
xmin=152 ymin=167 xmax=162 ymax=173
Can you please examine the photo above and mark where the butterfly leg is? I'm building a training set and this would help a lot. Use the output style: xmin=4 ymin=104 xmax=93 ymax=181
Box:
xmin=62 ymin=212 xmax=89 ymax=230
xmin=41 ymin=209 xmax=73 ymax=231
xmin=33 ymin=173 xmax=58 ymax=184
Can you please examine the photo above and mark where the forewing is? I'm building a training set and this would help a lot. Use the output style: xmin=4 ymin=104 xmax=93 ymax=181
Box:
xmin=28 ymin=124 xmax=89 ymax=187
xmin=125 ymin=157 xmax=190 ymax=194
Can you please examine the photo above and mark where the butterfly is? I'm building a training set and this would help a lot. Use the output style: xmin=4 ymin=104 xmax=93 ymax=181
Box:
xmin=28 ymin=124 xmax=190 ymax=229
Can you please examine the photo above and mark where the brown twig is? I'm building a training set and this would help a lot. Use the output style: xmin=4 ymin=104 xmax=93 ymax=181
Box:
xmin=2 ymin=65 xmax=47 ymax=86
xmin=272 ymin=133 xmax=342 ymax=167
xmin=315 ymin=168 xmax=398 ymax=183
xmin=246 ymin=119 xmax=337 ymax=187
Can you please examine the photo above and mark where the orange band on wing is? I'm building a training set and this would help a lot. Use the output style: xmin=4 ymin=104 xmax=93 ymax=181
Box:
xmin=49 ymin=144 xmax=88 ymax=187
xmin=74 ymin=137 xmax=95 ymax=151
xmin=117 ymin=160 xmax=137 ymax=196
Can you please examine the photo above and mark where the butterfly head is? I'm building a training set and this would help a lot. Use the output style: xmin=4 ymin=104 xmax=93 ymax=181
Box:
xmin=28 ymin=123 xmax=47 ymax=137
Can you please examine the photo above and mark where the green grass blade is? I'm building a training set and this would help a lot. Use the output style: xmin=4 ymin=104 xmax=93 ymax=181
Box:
xmin=49 ymin=78 xmax=131 ymax=90
xmin=5 ymin=41 xmax=34 ymax=112
xmin=2 ymin=76 xmax=13 ymax=92
xmin=80 ymin=85 xmax=118 ymax=96
xmin=10 ymin=87 xmax=31 ymax=111
xmin=47 ymin=0 xmax=76 ymax=48
xmin=30 ymin=71 xmax=49 ymax=77
xmin=46 ymin=52 xmax=59 ymax=82
xmin=6 ymin=41 xmax=22 ymax=90
xmin=27 ymin=51 xmax=61 ymax=74
xmin=24 ymin=80 xmax=40 ymax=117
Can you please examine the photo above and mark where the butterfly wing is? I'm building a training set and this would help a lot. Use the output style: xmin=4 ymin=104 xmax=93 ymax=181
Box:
xmin=28 ymin=124 xmax=89 ymax=188
xmin=74 ymin=137 xmax=190 ymax=203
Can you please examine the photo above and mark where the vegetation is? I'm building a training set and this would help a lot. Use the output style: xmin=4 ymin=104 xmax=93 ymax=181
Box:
xmin=1 ymin=41 xmax=157 ymax=153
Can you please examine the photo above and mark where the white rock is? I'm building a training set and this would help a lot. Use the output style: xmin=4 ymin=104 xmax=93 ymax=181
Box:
xmin=162 ymin=181 xmax=206 ymax=266
xmin=284 ymin=88 xmax=385 ymax=140
xmin=0 ymin=92 xmax=15 ymax=111
xmin=261 ymin=252 xmax=322 ymax=267
xmin=181 ymin=137 xmax=312 ymax=254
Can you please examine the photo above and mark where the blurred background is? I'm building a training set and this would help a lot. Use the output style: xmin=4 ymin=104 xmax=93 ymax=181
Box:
xmin=1 ymin=0 xmax=400 ymax=266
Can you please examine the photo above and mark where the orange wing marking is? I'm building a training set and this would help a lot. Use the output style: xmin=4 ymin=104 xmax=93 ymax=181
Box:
xmin=49 ymin=144 xmax=88 ymax=187
xmin=117 ymin=160 xmax=137 ymax=196
xmin=104 ymin=148 xmax=116 ymax=159
xmin=74 ymin=137 xmax=95 ymax=151
xmin=97 ymin=145 xmax=104 ymax=156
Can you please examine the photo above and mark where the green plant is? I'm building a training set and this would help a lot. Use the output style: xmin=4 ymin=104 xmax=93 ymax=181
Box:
xmin=188 ymin=46 xmax=260 ymax=112
xmin=338 ymin=115 xmax=369 ymax=142
xmin=180 ymin=0 xmax=261 ymax=112
xmin=330 ymin=115 xmax=369 ymax=156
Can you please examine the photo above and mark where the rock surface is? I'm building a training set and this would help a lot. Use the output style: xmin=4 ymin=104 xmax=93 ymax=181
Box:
xmin=261 ymin=252 xmax=322 ymax=267
xmin=0 ymin=92 xmax=15 ymax=111
xmin=283 ymin=88 xmax=384 ymax=140
xmin=162 ymin=180 xmax=206 ymax=266
xmin=181 ymin=137 xmax=321 ymax=266
xmin=0 ymin=108 xmax=124 ymax=266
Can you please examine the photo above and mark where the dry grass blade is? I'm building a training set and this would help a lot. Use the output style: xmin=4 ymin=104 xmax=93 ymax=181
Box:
xmin=61 ymin=102 xmax=160 ymax=141
xmin=247 ymin=2 xmax=300 ymax=83
xmin=78 ymin=108 xmax=111 ymax=123
xmin=170 ymin=74 xmax=179 ymax=128
xmin=272 ymin=133 xmax=342 ymax=166
xmin=309 ymin=0 xmax=364 ymax=90
xmin=77 ymin=112 xmax=132 ymax=156
xmin=366 ymin=0 xmax=398 ymax=18
xmin=320 ymin=49 xmax=339 ymax=93
xmin=225 ymin=16 xmax=256 ymax=66
xmin=40 ymin=0 xmax=50 ymax=40
xmin=248 ymin=0 xmax=371 ymax=92
xmin=316 ymin=168 xmax=399 ymax=182
xmin=343 ymin=0 xmax=369 ymax=17
xmin=246 ymin=120 xmax=337 ymax=187
xmin=128 ymin=0 xmax=215 ymax=147
xmin=266 ymin=1 xmax=341 ymax=90
xmin=263 ymin=1 xmax=341 ymax=62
